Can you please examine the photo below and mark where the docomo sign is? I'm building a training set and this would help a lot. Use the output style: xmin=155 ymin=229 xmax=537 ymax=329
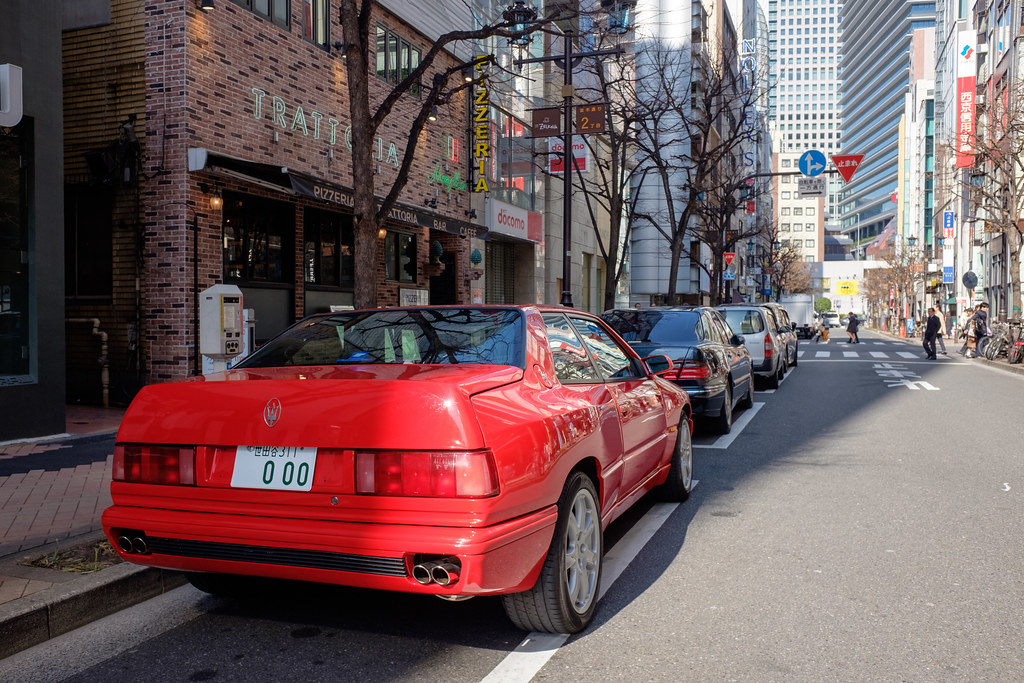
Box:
xmin=487 ymin=198 xmax=542 ymax=243
xmin=548 ymin=137 xmax=588 ymax=173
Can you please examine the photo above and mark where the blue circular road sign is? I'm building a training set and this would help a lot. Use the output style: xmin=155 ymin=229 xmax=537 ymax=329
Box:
xmin=799 ymin=150 xmax=827 ymax=177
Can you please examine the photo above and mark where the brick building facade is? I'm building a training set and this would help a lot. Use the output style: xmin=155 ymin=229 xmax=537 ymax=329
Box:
xmin=64 ymin=0 xmax=492 ymax=396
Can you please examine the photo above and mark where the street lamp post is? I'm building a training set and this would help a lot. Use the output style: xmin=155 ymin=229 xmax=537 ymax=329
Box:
xmin=509 ymin=3 xmax=629 ymax=307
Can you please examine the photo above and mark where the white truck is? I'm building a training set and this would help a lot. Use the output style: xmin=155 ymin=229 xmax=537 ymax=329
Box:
xmin=781 ymin=294 xmax=816 ymax=339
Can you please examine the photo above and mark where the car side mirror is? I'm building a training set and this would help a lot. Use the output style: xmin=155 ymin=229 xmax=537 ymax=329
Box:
xmin=643 ymin=354 xmax=673 ymax=375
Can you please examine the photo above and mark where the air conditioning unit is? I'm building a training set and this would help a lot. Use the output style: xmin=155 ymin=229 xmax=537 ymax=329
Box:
xmin=977 ymin=43 xmax=989 ymax=54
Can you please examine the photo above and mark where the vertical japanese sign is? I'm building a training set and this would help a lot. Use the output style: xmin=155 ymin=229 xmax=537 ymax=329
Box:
xmin=942 ymin=211 xmax=955 ymax=284
xmin=473 ymin=57 xmax=491 ymax=193
xmin=956 ymin=31 xmax=977 ymax=169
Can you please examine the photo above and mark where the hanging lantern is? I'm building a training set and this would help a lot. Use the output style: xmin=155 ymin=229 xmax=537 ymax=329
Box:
xmin=502 ymin=1 xmax=538 ymax=47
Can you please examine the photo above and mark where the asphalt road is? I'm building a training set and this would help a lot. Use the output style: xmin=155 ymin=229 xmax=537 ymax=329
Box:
xmin=5 ymin=331 xmax=1023 ymax=682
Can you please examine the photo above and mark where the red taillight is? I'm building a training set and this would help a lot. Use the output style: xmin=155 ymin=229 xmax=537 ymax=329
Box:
xmin=764 ymin=333 xmax=774 ymax=357
xmin=672 ymin=360 xmax=712 ymax=380
xmin=354 ymin=450 xmax=499 ymax=498
xmin=113 ymin=444 xmax=196 ymax=485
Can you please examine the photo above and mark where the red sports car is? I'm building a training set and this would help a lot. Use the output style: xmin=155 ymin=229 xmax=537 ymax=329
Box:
xmin=103 ymin=306 xmax=693 ymax=633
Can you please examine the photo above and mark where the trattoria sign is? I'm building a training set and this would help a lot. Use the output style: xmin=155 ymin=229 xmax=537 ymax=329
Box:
xmin=288 ymin=173 xmax=487 ymax=239
xmin=251 ymin=87 xmax=402 ymax=168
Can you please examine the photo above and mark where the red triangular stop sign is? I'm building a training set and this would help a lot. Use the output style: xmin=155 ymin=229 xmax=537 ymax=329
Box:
xmin=831 ymin=154 xmax=864 ymax=182
xmin=724 ymin=252 xmax=735 ymax=267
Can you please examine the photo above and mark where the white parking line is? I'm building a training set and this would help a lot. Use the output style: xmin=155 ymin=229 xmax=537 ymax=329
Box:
xmin=480 ymin=500 xmax=684 ymax=682
xmin=694 ymin=402 xmax=765 ymax=449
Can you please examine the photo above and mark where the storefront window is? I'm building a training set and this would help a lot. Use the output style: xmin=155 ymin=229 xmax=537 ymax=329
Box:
xmin=384 ymin=231 xmax=417 ymax=283
xmin=304 ymin=209 xmax=353 ymax=288
xmin=223 ymin=192 xmax=294 ymax=283
xmin=492 ymin=108 xmax=535 ymax=212
xmin=0 ymin=124 xmax=30 ymax=377
xmin=65 ymin=184 xmax=113 ymax=298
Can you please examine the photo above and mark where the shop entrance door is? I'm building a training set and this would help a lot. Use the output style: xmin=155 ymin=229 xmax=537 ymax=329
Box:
xmin=429 ymin=251 xmax=457 ymax=304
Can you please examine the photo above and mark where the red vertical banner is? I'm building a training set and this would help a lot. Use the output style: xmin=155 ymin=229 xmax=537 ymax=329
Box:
xmin=956 ymin=31 xmax=977 ymax=169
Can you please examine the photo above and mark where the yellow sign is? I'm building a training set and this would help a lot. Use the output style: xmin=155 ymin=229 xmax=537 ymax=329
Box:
xmin=837 ymin=280 xmax=859 ymax=295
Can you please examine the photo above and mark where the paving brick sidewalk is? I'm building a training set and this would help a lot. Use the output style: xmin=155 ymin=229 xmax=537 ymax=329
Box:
xmin=0 ymin=406 xmax=123 ymax=607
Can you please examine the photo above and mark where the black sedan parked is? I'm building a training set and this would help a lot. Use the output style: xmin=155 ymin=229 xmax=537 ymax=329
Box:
xmin=602 ymin=307 xmax=754 ymax=434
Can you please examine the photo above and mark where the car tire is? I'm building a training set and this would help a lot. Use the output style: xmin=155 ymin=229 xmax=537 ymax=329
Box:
xmin=791 ymin=345 xmax=798 ymax=367
xmin=712 ymin=385 xmax=732 ymax=434
xmin=765 ymin=364 xmax=781 ymax=390
xmin=738 ymin=374 xmax=754 ymax=409
xmin=502 ymin=471 xmax=602 ymax=634
xmin=659 ymin=417 xmax=693 ymax=501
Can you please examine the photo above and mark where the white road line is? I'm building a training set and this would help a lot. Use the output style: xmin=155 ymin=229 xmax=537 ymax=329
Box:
xmin=480 ymin=501 xmax=683 ymax=683
xmin=897 ymin=352 xmax=918 ymax=359
xmin=843 ymin=351 xmax=857 ymax=358
xmin=815 ymin=351 xmax=830 ymax=358
xmin=694 ymin=402 xmax=765 ymax=449
xmin=870 ymin=352 xmax=888 ymax=358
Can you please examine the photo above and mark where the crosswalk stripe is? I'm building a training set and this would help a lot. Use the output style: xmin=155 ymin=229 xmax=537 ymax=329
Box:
xmin=870 ymin=352 xmax=887 ymax=358
xmin=843 ymin=351 xmax=857 ymax=358
xmin=816 ymin=351 xmax=830 ymax=358
xmin=897 ymin=352 xmax=918 ymax=359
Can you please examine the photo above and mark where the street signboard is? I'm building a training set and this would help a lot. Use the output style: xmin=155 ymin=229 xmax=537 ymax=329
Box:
xmin=943 ymin=266 xmax=955 ymax=284
xmin=831 ymin=154 xmax=864 ymax=182
xmin=531 ymin=107 xmax=561 ymax=136
xmin=798 ymin=149 xmax=827 ymax=177
xmin=943 ymin=210 xmax=956 ymax=239
xmin=723 ymin=268 xmax=736 ymax=281
xmin=724 ymin=252 xmax=736 ymax=267
xmin=797 ymin=176 xmax=826 ymax=198
xmin=575 ymin=103 xmax=606 ymax=134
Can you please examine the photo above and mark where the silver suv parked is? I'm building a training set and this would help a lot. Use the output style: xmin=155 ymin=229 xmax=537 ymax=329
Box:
xmin=717 ymin=304 xmax=787 ymax=389
xmin=760 ymin=302 xmax=799 ymax=368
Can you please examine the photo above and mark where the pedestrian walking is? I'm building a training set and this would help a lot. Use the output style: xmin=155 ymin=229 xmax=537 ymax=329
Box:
xmin=814 ymin=314 xmax=831 ymax=343
xmin=934 ymin=304 xmax=947 ymax=354
xmin=965 ymin=303 xmax=990 ymax=358
xmin=923 ymin=307 xmax=940 ymax=359
xmin=846 ymin=312 xmax=860 ymax=343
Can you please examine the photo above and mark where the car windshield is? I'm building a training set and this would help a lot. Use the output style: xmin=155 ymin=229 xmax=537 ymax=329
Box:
xmin=236 ymin=308 xmax=526 ymax=368
xmin=601 ymin=310 xmax=699 ymax=343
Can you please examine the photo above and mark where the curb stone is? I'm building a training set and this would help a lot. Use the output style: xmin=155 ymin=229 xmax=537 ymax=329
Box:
xmin=0 ymin=561 xmax=186 ymax=659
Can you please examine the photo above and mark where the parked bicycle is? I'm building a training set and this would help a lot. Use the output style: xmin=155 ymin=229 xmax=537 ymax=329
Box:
xmin=983 ymin=319 xmax=1022 ymax=360
xmin=1008 ymin=324 xmax=1024 ymax=364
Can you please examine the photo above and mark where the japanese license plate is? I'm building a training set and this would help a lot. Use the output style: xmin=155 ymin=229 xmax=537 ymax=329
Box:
xmin=231 ymin=446 xmax=317 ymax=491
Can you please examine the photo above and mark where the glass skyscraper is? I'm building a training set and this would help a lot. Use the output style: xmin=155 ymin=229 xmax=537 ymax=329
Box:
xmin=838 ymin=0 xmax=936 ymax=257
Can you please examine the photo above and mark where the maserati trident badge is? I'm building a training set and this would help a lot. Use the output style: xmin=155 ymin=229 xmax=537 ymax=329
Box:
xmin=263 ymin=398 xmax=282 ymax=427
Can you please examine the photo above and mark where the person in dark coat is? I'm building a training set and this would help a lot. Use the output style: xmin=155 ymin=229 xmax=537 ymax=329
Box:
xmin=846 ymin=312 xmax=860 ymax=343
xmin=923 ymin=307 xmax=940 ymax=359
xmin=966 ymin=303 xmax=990 ymax=358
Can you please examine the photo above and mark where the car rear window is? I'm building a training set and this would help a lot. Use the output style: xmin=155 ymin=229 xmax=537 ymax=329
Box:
xmin=601 ymin=310 xmax=699 ymax=343
xmin=721 ymin=309 xmax=765 ymax=335
xmin=236 ymin=308 xmax=525 ymax=368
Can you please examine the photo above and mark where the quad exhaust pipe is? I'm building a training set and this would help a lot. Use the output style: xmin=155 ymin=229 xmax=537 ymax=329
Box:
xmin=116 ymin=532 xmax=150 ymax=555
xmin=412 ymin=557 xmax=461 ymax=586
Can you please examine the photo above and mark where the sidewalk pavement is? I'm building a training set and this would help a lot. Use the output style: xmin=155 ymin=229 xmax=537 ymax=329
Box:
xmin=0 ymin=405 xmax=184 ymax=659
